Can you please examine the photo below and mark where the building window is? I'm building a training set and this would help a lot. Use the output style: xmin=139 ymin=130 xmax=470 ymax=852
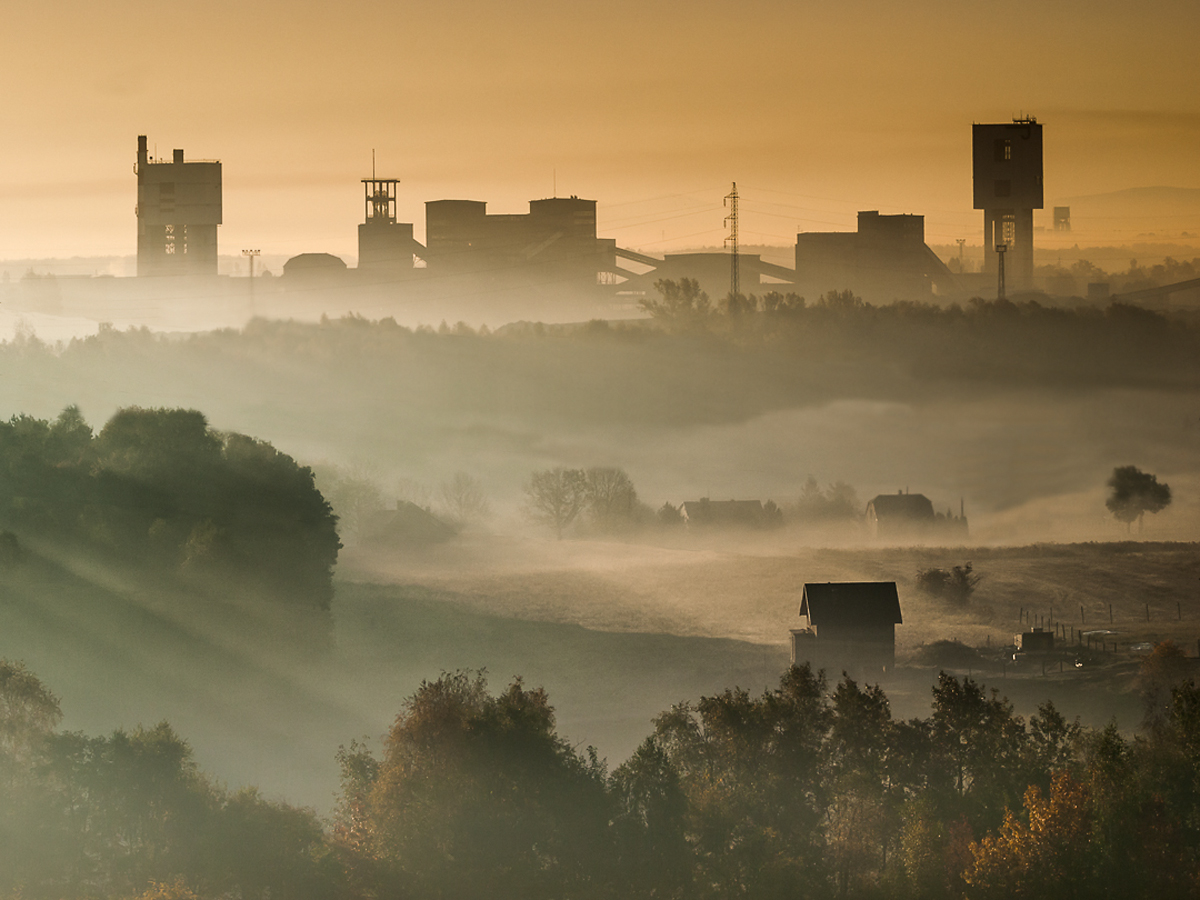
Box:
xmin=1001 ymin=214 xmax=1016 ymax=247
xmin=994 ymin=179 xmax=1012 ymax=198
xmin=994 ymin=139 xmax=1011 ymax=162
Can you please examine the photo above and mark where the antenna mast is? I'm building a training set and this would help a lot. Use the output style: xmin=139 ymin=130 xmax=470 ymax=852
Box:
xmin=724 ymin=182 xmax=739 ymax=298
xmin=995 ymin=242 xmax=1007 ymax=300
xmin=242 ymin=248 xmax=261 ymax=313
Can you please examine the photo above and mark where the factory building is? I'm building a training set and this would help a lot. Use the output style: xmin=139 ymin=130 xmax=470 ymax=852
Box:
xmin=793 ymin=211 xmax=957 ymax=303
xmin=973 ymin=117 xmax=1043 ymax=292
xmin=423 ymin=196 xmax=617 ymax=286
xmin=358 ymin=177 xmax=422 ymax=272
xmin=135 ymin=136 xmax=221 ymax=277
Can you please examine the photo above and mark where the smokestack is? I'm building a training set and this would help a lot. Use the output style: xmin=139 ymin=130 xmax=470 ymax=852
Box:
xmin=173 ymin=148 xmax=185 ymax=164
xmin=137 ymin=135 xmax=148 ymax=169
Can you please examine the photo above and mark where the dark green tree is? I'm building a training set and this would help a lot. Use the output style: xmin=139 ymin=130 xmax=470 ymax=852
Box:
xmin=638 ymin=278 xmax=712 ymax=330
xmin=652 ymin=665 xmax=834 ymax=899
xmin=1106 ymin=465 xmax=1171 ymax=532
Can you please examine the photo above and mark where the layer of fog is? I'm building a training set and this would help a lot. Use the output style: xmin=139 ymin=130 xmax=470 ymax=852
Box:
xmin=0 ymin=297 xmax=1195 ymax=814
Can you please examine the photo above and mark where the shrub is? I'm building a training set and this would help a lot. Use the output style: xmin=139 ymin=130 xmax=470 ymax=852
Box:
xmin=915 ymin=563 xmax=981 ymax=604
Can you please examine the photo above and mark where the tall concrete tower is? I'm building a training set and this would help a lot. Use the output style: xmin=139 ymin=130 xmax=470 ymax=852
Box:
xmin=973 ymin=117 xmax=1042 ymax=292
xmin=135 ymin=136 xmax=222 ymax=277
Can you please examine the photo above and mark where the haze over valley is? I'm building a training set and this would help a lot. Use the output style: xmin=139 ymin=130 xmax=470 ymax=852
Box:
xmin=2 ymin=0 xmax=1199 ymax=896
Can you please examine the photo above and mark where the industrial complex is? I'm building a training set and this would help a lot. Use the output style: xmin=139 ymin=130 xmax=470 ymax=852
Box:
xmin=125 ymin=123 xmax=1052 ymax=308
xmin=126 ymin=121 xmax=1053 ymax=308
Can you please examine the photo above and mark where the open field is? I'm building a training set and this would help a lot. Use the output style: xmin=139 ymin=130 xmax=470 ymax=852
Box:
xmin=342 ymin=535 xmax=1200 ymax=655
xmin=0 ymin=533 xmax=1194 ymax=811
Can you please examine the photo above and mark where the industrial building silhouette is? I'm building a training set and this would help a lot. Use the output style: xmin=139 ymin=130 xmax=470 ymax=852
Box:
xmin=423 ymin=196 xmax=617 ymax=284
xmin=135 ymin=136 xmax=222 ymax=277
xmin=973 ymin=117 xmax=1043 ymax=293
xmin=131 ymin=118 xmax=1050 ymax=305
xmin=793 ymin=211 xmax=958 ymax=304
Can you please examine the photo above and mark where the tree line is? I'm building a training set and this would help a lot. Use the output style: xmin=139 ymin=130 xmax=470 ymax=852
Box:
xmin=0 ymin=406 xmax=340 ymax=611
xmin=5 ymin=654 xmax=1200 ymax=899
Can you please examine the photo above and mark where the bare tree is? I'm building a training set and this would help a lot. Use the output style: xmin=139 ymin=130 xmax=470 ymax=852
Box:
xmin=525 ymin=468 xmax=588 ymax=539
xmin=313 ymin=464 xmax=386 ymax=545
xmin=439 ymin=472 xmax=491 ymax=526
xmin=584 ymin=467 xmax=639 ymax=531
xmin=395 ymin=477 xmax=433 ymax=510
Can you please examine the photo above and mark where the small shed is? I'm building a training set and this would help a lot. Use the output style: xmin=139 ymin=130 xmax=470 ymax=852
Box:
xmin=1015 ymin=628 xmax=1054 ymax=653
xmin=792 ymin=581 xmax=903 ymax=676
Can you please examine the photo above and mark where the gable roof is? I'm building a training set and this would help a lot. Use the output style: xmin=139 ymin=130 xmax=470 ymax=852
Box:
xmin=680 ymin=499 xmax=764 ymax=524
xmin=365 ymin=501 xmax=457 ymax=544
xmin=867 ymin=493 xmax=934 ymax=521
xmin=800 ymin=582 xmax=902 ymax=627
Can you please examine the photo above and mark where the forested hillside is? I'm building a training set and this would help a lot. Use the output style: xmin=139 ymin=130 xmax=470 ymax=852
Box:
xmin=0 ymin=406 xmax=339 ymax=611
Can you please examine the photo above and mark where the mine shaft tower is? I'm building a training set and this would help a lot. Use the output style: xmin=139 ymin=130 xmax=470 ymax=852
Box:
xmin=136 ymin=136 xmax=222 ymax=277
xmin=359 ymin=162 xmax=416 ymax=271
xmin=973 ymin=117 xmax=1043 ymax=293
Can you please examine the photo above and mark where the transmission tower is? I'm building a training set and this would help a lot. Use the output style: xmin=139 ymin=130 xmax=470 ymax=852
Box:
xmin=724 ymin=182 xmax=739 ymax=298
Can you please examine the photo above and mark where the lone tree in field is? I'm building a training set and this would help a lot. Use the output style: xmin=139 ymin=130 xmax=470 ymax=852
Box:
xmin=1106 ymin=465 xmax=1171 ymax=532
xmin=525 ymin=468 xmax=588 ymax=539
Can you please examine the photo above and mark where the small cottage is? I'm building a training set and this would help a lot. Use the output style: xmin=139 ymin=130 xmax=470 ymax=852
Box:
xmin=791 ymin=581 xmax=903 ymax=677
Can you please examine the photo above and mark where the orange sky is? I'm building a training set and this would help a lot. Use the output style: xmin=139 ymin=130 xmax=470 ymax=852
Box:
xmin=2 ymin=0 xmax=1198 ymax=261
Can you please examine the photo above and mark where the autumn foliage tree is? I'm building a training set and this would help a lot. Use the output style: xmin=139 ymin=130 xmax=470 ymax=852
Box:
xmin=335 ymin=671 xmax=613 ymax=900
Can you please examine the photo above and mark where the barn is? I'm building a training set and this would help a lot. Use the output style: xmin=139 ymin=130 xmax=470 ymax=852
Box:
xmin=790 ymin=581 xmax=903 ymax=677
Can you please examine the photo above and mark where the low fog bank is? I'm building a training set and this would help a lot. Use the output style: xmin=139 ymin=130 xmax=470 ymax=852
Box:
xmin=0 ymin=308 xmax=1195 ymax=547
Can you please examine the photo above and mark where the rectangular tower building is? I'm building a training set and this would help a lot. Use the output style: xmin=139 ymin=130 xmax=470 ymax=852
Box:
xmin=136 ymin=136 xmax=222 ymax=277
xmin=358 ymin=177 xmax=418 ymax=271
xmin=973 ymin=118 xmax=1042 ymax=292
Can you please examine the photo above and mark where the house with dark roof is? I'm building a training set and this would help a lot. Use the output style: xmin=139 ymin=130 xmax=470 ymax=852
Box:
xmin=865 ymin=490 xmax=968 ymax=540
xmin=679 ymin=498 xmax=771 ymax=528
xmin=362 ymin=500 xmax=457 ymax=548
xmin=790 ymin=581 xmax=903 ymax=676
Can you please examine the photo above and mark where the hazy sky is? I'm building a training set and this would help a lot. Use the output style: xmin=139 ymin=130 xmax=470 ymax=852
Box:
xmin=3 ymin=0 xmax=1198 ymax=261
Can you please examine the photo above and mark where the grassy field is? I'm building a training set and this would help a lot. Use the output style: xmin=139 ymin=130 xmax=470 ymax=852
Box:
xmin=0 ymin=535 xmax=1194 ymax=811
xmin=342 ymin=534 xmax=1200 ymax=730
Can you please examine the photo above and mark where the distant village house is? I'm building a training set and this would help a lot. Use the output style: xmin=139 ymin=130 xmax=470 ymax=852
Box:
xmin=363 ymin=500 xmax=457 ymax=547
xmin=679 ymin=498 xmax=781 ymax=528
xmin=865 ymin=489 xmax=968 ymax=540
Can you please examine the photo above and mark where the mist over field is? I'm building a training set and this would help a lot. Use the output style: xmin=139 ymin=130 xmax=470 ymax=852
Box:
xmin=0 ymin=306 xmax=1196 ymax=542
xmin=0 ymin=297 xmax=1194 ymax=818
